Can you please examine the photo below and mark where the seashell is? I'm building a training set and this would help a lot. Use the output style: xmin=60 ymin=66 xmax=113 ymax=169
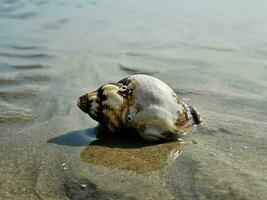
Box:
xmin=77 ymin=74 xmax=201 ymax=140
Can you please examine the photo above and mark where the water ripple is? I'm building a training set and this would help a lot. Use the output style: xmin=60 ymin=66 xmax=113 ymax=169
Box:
xmin=7 ymin=44 xmax=41 ymax=50
xmin=0 ymin=11 xmax=37 ymax=19
xmin=0 ymin=85 xmax=45 ymax=99
xmin=10 ymin=64 xmax=46 ymax=69
xmin=0 ymin=102 xmax=32 ymax=123
xmin=119 ymin=64 xmax=158 ymax=75
xmin=0 ymin=52 xmax=51 ymax=59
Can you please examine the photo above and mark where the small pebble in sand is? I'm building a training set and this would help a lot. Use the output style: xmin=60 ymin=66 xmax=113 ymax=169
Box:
xmin=80 ymin=184 xmax=87 ymax=190
xmin=61 ymin=163 xmax=68 ymax=170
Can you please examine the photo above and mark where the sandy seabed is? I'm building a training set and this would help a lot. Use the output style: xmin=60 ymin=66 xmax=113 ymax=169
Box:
xmin=0 ymin=0 xmax=267 ymax=199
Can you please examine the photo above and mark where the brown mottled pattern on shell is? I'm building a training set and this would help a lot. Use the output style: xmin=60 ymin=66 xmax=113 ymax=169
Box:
xmin=118 ymin=76 xmax=136 ymax=92
xmin=175 ymin=110 xmax=188 ymax=127
xmin=174 ymin=101 xmax=193 ymax=134
xmin=173 ymin=92 xmax=182 ymax=104
xmin=82 ymin=91 xmax=99 ymax=120
xmin=133 ymin=121 xmax=146 ymax=133
xmin=95 ymin=87 xmax=105 ymax=122
xmin=118 ymin=77 xmax=132 ymax=86
xmin=96 ymin=83 xmax=137 ymax=131
xmin=135 ymin=103 xmax=143 ymax=112
xmin=102 ymin=108 xmax=120 ymax=131
xmin=101 ymin=102 xmax=128 ymax=131
xmin=150 ymin=94 xmax=161 ymax=105
xmin=161 ymin=131 xmax=178 ymax=140
xmin=88 ymin=91 xmax=97 ymax=98
xmin=118 ymin=77 xmax=143 ymax=114
xmin=190 ymin=106 xmax=202 ymax=124
xmin=125 ymin=77 xmax=141 ymax=107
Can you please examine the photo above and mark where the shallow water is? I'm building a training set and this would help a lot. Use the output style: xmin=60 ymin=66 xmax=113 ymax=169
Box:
xmin=0 ymin=0 xmax=267 ymax=199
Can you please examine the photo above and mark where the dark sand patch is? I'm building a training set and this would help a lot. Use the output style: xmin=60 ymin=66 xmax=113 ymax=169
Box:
xmin=64 ymin=178 xmax=135 ymax=200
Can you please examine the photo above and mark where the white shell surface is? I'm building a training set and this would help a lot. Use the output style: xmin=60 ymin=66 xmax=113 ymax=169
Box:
xmin=127 ymin=74 xmax=188 ymax=140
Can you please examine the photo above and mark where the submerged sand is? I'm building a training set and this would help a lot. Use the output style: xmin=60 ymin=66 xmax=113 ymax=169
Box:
xmin=80 ymin=133 xmax=186 ymax=174
xmin=1 ymin=0 xmax=267 ymax=199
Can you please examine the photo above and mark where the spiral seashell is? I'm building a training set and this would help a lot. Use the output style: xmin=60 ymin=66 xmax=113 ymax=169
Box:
xmin=77 ymin=74 xmax=201 ymax=140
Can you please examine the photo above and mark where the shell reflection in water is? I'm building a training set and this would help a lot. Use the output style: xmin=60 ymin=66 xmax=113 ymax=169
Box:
xmin=80 ymin=133 xmax=189 ymax=174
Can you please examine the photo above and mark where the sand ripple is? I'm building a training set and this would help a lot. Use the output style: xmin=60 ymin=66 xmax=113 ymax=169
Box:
xmin=0 ymin=43 xmax=55 ymax=124
xmin=0 ymin=102 xmax=32 ymax=122
xmin=0 ymin=51 xmax=51 ymax=59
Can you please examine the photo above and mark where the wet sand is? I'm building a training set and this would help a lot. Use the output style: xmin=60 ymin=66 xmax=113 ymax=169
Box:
xmin=80 ymin=132 xmax=186 ymax=174
xmin=1 ymin=0 xmax=267 ymax=199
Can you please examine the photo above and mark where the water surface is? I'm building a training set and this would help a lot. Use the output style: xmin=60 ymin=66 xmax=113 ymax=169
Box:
xmin=0 ymin=0 xmax=267 ymax=199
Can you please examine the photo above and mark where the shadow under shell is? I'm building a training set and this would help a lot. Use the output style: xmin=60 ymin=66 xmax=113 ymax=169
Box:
xmin=80 ymin=131 xmax=186 ymax=174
